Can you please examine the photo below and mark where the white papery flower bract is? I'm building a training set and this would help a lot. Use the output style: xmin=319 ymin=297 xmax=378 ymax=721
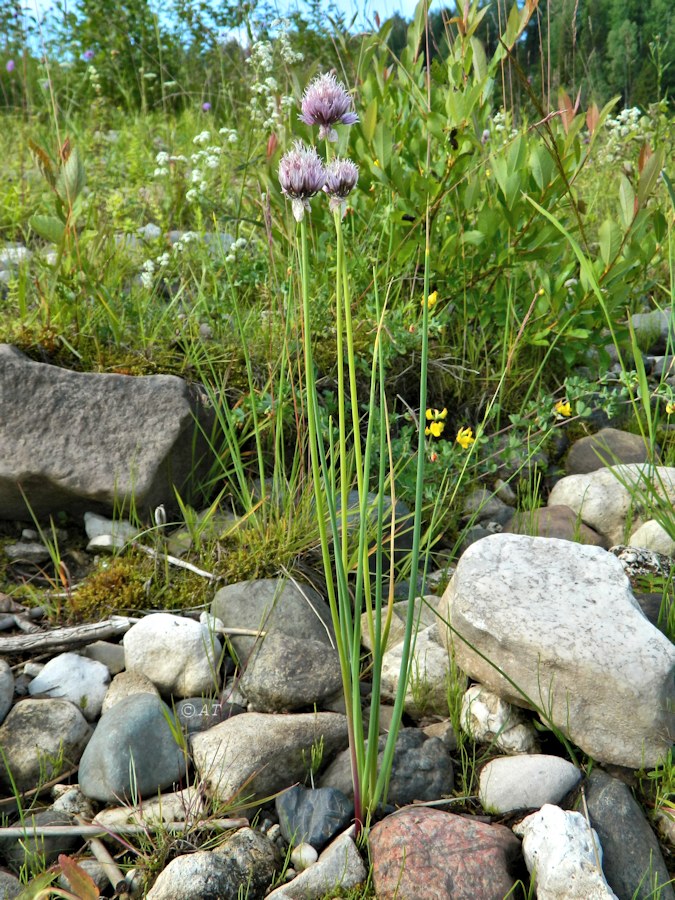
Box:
xmin=278 ymin=141 xmax=326 ymax=222
xmin=323 ymin=158 xmax=359 ymax=217
xmin=299 ymin=73 xmax=358 ymax=142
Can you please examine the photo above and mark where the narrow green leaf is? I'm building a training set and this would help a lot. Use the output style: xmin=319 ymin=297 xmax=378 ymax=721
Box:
xmin=598 ymin=219 xmax=621 ymax=268
xmin=619 ymin=175 xmax=636 ymax=228
xmin=637 ymin=147 xmax=665 ymax=207
xmin=361 ymin=98 xmax=377 ymax=144
xmin=470 ymin=36 xmax=487 ymax=81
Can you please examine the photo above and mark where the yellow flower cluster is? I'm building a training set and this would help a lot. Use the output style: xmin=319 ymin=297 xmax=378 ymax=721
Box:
xmin=554 ymin=399 xmax=572 ymax=418
xmin=456 ymin=426 xmax=475 ymax=449
xmin=421 ymin=290 xmax=438 ymax=310
xmin=667 ymin=401 xmax=675 ymax=415
xmin=425 ymin=407 xmax=446 ymax=437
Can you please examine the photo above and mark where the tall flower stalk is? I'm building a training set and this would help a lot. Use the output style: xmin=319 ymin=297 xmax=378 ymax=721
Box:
xmin=280 ymin=71 xmax=431 ymax=836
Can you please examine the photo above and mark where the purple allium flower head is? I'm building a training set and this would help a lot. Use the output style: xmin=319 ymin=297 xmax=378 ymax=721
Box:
xmin=323 ymin=157 xmax=359 ymax=216
xmin=299 ymin=72 xmax=358 ymax=142
xmin=202 ymin=101 xmax=211 ymax=112
xmin=6 ymin=59 xmax=15 ymax=73
xmin=278 ymin=141 xmax=326 ymax=222
xmin=83 ymin=49 xmax=94 ymax=62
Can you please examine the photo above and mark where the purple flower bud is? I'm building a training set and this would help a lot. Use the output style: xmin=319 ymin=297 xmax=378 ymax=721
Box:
xmin=83 ymin=49 xmax=94 ymax=62
xmin=323 ymin=158 xmax=358 ymax=216
xmin=6 ymin=59 xmax=15 ymax=73
xmin=202 ymin=101 xmax=211 ymax=112
xmin=299 ymin=73 xmax=359 ymax=142
xmin=278 ymin=141 xmax=326 ymax=222
xmin=481 ymin=128 xmax=490 ymax=145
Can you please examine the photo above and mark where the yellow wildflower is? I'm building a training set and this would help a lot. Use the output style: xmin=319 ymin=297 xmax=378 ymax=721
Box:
xmin=425 ymin=420 xmax=445 ymax=437
xmin=554 ymin=399 xmax=572 ymax=418
xmin=666 ymin=401 xmax=675 ymax=415
xmin=421 ymin=290 xmax=438 ymax=309
xmin=456 ymin=426 xmax=475 ymax=449
xmin=424 ymin=407 xmax=447 ymax=438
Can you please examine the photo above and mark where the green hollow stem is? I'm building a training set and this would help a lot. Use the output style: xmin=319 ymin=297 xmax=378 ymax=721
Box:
xmin=334 ymin=211 xmax=349 ymax=574
xmin=372 ymin=210 xmax=431 ymax=810
xmin=298 ymin=218 xmax=363 ymax=836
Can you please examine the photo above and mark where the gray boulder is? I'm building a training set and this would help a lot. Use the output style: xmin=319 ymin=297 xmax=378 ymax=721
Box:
xmin=239 ymin=631 xmax=342 ymax=712
xmin=78 ymin=693 xmax=187 ymax=802
xmin=586 ymin=771 xmax=674 ymax=900
xmin=190 ymin=712 xmax=348 ymax=807
xmin=436 ymin=533 xmax=675 ymax=767
xmin=565 ymin=428 xmax=652 ymax=475
xmin=211 ymin=578 xmax=335 ymax=663
xmin=0 ymin=699 xmax=92 ymax=792
xmin=0 ymin=344 xmax=214 ymax=519
xmin=0 ymin=661 xmax=13 ymax=725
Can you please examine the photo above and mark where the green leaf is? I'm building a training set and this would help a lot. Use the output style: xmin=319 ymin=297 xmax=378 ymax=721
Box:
xmin=637 ymin=147 xmax=664 ymax=207
xmin=470 ymin=36 xmax=487 ymax=81
xmin=461 ymin=230 xmax=485 ymax=246
xmin=361 ymin=99 xmax=377 ymax=144
xmin=529 ymin=145 xmax=553 ymax=192
xmin=30 ymin=215 xmax=65 ymax=245
xmin=619 ymin=175 xmax=636 ymax=228
xmin=373 ymin=121 xmax=392 ymax=170
xmin=598 ymin=219 xmax=621 ymax=268
xmin=56 ymin=146 xmax=86 ymax=204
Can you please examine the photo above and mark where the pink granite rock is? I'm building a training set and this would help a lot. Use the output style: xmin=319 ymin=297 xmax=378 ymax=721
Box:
xmin=369 ymin=806 xmax=522 ymax=900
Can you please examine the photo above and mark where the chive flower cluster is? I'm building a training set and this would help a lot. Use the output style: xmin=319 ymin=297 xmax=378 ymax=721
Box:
xmin=278 ymin=73 xmax=359 ymax=222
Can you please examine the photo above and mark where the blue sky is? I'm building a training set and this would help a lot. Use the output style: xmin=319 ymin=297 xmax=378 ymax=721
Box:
xmin=24 ymin=0 xmax=436 ymax=30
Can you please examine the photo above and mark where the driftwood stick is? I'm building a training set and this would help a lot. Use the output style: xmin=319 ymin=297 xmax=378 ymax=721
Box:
xmin=0 ymin=818 xmax=249 ymax=839
xmin=0 ymin=616 xmax=136 ymax=654
xmin=74 ymin=814 xmax=128 ymax=895
xmin=132 ymin=543 xmax=217 ymax=580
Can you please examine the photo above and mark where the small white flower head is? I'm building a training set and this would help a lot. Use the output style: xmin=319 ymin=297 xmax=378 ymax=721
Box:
xmin=323 ymin=158 xmax=359 ymax=216
xmin=299 ymin=73 xmax=358 ymax=142
xmin=193 ymin=130 xmax=211 ymax=145
xmin=278 ymin=141 xmax=326 ymax=222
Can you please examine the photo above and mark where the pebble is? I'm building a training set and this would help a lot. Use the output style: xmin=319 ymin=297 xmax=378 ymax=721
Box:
xmin=461 ymin=684 xmax=537 ymax=753
xmin=276 ymin=784 xmax=353 ymax=851
xmin=290 ymin=842 xmax=318 ymax=871
xmin=267 ymin=829 xmax=366 ymax=899
xmin=479 ymin=754 xmax=581 ymax=813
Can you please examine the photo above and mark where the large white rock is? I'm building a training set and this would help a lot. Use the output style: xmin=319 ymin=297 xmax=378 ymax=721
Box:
xmin=548 ymin=464 xmax=675 ymax=546
xmin=436 ymin=533 xmax=675 ymax=767
xmin=123 ymin=612 xmax=222 ymax=698
xmin=514 ymin=804 xmax=617 ymax=899
xmin=28 ymin=652 xmax=110 ymax=721
xmin=479 ymin=755 xmax=581 ymax=814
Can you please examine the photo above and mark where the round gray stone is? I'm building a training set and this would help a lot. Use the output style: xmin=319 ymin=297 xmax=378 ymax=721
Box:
xmin=78 ymin=693 xmax=187 ymax=803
